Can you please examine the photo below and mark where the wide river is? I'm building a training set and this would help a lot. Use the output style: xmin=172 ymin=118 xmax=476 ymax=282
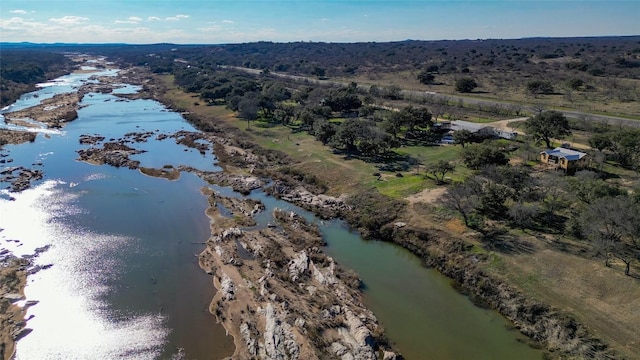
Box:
xmin=0 ymin=64 xmax=542 ymax=359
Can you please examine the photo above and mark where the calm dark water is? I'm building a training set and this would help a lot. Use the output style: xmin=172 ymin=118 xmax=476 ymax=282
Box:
xmin=1 ymin=65 xmax=541 ymax=360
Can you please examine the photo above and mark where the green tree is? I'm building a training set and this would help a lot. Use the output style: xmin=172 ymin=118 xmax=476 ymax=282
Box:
xmin=608 ymin=129 xmax=640 ymax=171
xmin=417 ymin=70 xmax=436 ymax=85
xmin=479 ymin=182 xmax=514 ymax=218
xmin=399 ymin=106 xmax=433 ymax=133
xmin=426 ymin=160 xmax=455 ymax=184
xmin=588 ymin=133 xmax=613 ymax=152
xmin=462 ymin=144 xmax=509 ymax=169
xmin=524 ymin=110 xmax=571 ymax=148
xmin=526 ymin=80 xmax=554 ymax=95
xmin=381 ymin=112 xmax=403 ymax=139
xmin=454 ymin=78 xmax=477 ymax=93
xmin=453 ymin=129 xmax=473 ymax=147
xmin=313 ymin=119 xmax=337 ymax=145
xmin=311 ymin=67 xmax=326 ymax=78
xmin=238 ymin=95 xmax=259 ymax=127
xmin=567 ymin=78 xmax=584 ymax=91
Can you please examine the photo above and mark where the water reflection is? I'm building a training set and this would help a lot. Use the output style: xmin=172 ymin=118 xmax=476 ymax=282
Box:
xmin=1 ymin=181 xmax=167 ymax=359
xmin=1 ymin=63 xmax=233 ymax=359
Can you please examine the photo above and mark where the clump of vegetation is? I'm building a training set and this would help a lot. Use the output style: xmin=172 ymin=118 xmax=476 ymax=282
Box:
xmin=454 ymin=77 xmax=478 ymax=93
xmin=344 ymin=188 xmax=406 ymax=239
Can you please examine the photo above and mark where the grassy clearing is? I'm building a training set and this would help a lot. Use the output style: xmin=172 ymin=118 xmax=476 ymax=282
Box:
xmin=242 ymin=123 xmax=380 ymax=195
xmin=489 ymin=235 xmax=640 ymax=360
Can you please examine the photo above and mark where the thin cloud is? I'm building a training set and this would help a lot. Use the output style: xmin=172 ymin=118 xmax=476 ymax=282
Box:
xmin=49 ymin=16 xmax=89 ymax=25
xmin=148 ymin=16 xmax=161 ymax=21
xmin=10 ymin=10 xmax=27 ymax=14
xmin=222 ymin=20 xmax=234 ymax=24
xmin=199 ymin=25 xmax=223 ymax=32
xmin=166 ymin=14 xmax=189 ymax=21
xmin=115 ymin=16 xmax=142 ymax=24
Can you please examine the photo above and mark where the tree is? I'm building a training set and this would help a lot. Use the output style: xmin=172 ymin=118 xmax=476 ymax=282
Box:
xmin=238 ymin=96 xmax=259 ymax=128
xmin=381 ymin=85 xmax=403 ymax=100
xmin=508 ymin=202 xmax=539 ymax=231
xmin=399 ymin=106 xmax=433 ymax=133
xmin=568 ymin=171 xmax=624 ymax=204
xmin=417 ymin=70 xmax=436 ymax=85
xmin=524 ymin=110 xmax=571 ymax=148
xmin=608 ymin=129 xmax=640 ymax=171
xmin=580 ymin=196 xmax=640 ymax=275
xmin=311 ymin=67 xmax=326 ymax=78
xmin=567 ymin=78 xmax=584 ymax=91
xmin=588 ymin=133 xmax=613 ymax=151
xmin=313 ymin=119 xmax=337 ymax=145
xmin=462 ymin=144 xmax=509 ymax=169
xmin=322 ymin=89 xmax=362 ymax=112
xmin=526 ymin=80 xmax=554 ymax=95
xmin=479 ymin=182 xmax=514 ymax=218
xmin=333 ymin=118 xmax=364 ymax=151
xmin=538 ymin=172 xmax=568 ymax=222
xmin=426 ymin=160 xmax=455 ymax=184
xmin=454 ymin=78 xmax=477 ymax=93
xmin=453 ymin=129 xmax=473 ymax=147
xmin=440 ymin=180 xmax=482 ymax=228
xmin=381 ymin=112 xmax=403 ymax=139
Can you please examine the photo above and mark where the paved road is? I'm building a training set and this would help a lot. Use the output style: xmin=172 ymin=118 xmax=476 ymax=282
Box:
xmin=222 ymin=66 xmax=640 ymax=128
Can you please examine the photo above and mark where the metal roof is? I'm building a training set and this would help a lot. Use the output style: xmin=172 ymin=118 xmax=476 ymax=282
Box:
xmin=541 ymin=147 xmax=587 ymax=161
xmin=450 ymin=120 xmax=494 ymax=133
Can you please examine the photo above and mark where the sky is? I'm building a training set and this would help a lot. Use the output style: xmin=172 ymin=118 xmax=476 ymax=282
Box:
xmin=1 ymin=1 xmax=639 ymax=44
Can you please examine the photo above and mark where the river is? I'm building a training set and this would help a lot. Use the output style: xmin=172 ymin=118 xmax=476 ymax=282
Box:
xmin=0 ymin=62 xmax=542 ymax=359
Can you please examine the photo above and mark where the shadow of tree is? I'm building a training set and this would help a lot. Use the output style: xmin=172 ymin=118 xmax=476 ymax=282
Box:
xmin=332 ymin=149 xmax=416 ymax=172
xmin=480 ymin=227 xmax=537 ymax=254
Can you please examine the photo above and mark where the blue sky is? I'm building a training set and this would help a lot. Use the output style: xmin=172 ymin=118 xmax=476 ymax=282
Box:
xmin=1 ymin=1 xmax=638 ymax=44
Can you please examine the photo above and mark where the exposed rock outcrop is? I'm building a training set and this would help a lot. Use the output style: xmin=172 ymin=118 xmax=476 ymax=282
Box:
xmin=0 ymin=167 xmax=44 ymax=192
xmin=76 ymin=141 xmax=145 ymax=169
xmin=199 ymin=192 xmax=399 ymax=360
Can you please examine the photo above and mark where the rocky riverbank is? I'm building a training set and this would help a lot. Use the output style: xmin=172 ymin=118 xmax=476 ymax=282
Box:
xmin=0 ymin=246 xmax=51 ymax=360
xmin=198 ymin=190 xmax=400 ymax=360
xmin=2 ymin=93 xmax=80 ymax=129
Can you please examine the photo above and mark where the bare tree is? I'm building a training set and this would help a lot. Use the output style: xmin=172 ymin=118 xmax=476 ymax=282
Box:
xmin=440 ymin=180 xmax=481 ymax=227
xmin=581 ymin=196 xmax=640 ymax=275
xmin=508 ymin=202 xmax=539 ymax=231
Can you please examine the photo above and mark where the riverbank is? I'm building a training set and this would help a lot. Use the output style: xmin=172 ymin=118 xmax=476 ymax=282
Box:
xmin=145 ymin=71 xmax=631 ymax=359
xmin=0 ymin=256 xmax=28 ymax=360
xmin=0 ymin=246 xmax=50 ymax=360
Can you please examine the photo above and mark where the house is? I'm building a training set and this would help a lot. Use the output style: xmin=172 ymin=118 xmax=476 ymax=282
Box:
xmin=436 ymin=120 xmax=517 ymax=141
xmin=540 ymin=147 xmax=588 ymax=174
xmin=449 ymin=120 xmax=496 ymax=137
